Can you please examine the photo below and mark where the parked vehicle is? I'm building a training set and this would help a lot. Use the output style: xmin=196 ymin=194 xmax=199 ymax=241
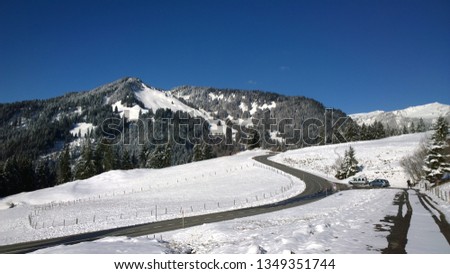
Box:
xmin=369 ymin=179 xmax=390 ymax=188
xmin=349 ymin=176 xmax=368 ymax=186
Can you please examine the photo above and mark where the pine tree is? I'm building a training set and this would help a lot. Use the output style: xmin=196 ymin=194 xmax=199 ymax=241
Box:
xmin=335 ymin=146 xmax=360 ymax=179
xmin=0 ymin=162 xmax=7 ymax=197
xmin=121 ymin=149 xmax=133 ymax=170
xmin=202 ymin=144 xmax=216 ymax=160
xmin=372 ymin=121 xmax=385 ymax=139
xmin=410 ymin=122 xmax=416 ymax=133
xmin=147 ymin=144 xmax=172 ymax=169
xmin=345 ymin=121 xmax=360 ymax=142
xmin=58 ymin=146 xmax=72 ymax=184
xmin=402 ymin=125 xmax=409 ymax=135
xmin=416 ymin=118 xmax=426 ymax=132
xmin=424 ymin=117 xmax=450 ymax=183
xmin=192 ymin=143 xmax=203 ymax=162
xmin=360 ymin=123 xmax=369 ymax=140
xmin=75 ymin=140 xmax=97 ymax=180
xmin=139 ymin=145 xmax=149 ymax=168
xmin=35 ymin=161 xmax=55 ymax=189
xmin=248 ymin=130 xmax=261 ymax=150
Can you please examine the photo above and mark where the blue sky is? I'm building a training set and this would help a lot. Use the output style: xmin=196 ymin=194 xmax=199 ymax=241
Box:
xmin=0 ymin=0 xmax=449 ymax=113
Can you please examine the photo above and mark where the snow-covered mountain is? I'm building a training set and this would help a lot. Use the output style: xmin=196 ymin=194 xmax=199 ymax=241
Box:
xmin=0 ymin=77 xmax=348 ymax=198
xmin=107 ymin=79 xmax=209 ymax=120
xmin=349 ymin=102 xmax=450 ymax=129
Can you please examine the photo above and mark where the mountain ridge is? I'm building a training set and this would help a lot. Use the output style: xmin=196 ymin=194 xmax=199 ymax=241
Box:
xmin=350 ymin=102 xmax=450 ymax=130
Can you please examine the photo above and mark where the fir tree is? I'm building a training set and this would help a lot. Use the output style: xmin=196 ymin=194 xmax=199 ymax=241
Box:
xmin=372 ymin=121 xmax=385 ymax=139
xmin=416 ymin=118 xmax=426 ymax=132
xmin=410 ymin=122 xmax=416 ymax=133
xmin=345 ymin=121 xmax=360 ymax=142
xmin=121 ymin=149 xmax=133 ymax=170
xmin=58 ymin=146 xmax=72 ymax=184
xmin=402 ymin=125 xmax=409 ymax=135
xmin=360 ymin=123 xmax=369 ymax=140
xmin=202 ymin=144 xmax=216 ymax=160
xmin=139 ymin=145 xmax=149 ymax=168
xmin=147 ymin=144 xmax=172 ymax=168
xmin=0 ymin=162 xmax=6 ymax=197
xmin=75 ymin=140 xmax=97 ymax=180
xmin=248 ymin=130 xmax=261 ymax=150
xmin=192 ymin=143 xmax=203 ymax=162
xmin=335 ymin=146 xmax=360 ymax=179
xmin=35 ymin=161 xmax=55 ymax=189
xmin=424 ymin=117 xmax=450 ymax=183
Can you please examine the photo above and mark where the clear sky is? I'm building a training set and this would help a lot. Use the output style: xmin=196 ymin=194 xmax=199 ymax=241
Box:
xmin=0 ymin=0 xmax=449 ymax=114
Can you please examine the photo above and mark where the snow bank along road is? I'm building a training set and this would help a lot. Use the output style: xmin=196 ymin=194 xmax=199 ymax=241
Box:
xmin=385 ymin=189 xmax=450 ymax=253
xmin=0 ymin=155 xmax=348 ymax=254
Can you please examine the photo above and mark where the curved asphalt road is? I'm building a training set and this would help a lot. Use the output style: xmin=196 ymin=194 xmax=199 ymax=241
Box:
xmin=0 ymin=154 xmax=348 ymax=254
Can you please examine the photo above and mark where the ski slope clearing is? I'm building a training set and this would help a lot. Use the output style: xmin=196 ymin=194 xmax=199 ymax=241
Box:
xmin=136 ymin=84 xmax=208 ymax=119
xmin=271 ymin=133 xmax=430 ymax=188
xmin=110 ymin=83 xmax=211 ymax=121
xmin=0 ymin=150 xmax=304 ymax=246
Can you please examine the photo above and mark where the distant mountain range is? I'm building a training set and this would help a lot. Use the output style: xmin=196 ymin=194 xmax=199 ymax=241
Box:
xmin=349 ymin=102 xmax=450 ymax=130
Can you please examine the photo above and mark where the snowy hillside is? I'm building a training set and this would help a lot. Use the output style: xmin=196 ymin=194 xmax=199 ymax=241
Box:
xmin=271 ymin=133 xmax=430 ymax=188
xmin=0 ymin=150 xmax=304 ymax=245
xmin=350 ymin=102 xmax=450 ymax=128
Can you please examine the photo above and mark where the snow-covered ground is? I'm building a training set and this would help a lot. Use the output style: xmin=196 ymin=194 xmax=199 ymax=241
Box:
xmin=0 ymin=150 xmax=304 ymax=246
xmin=271 ymin=133 xmax=430 ymax=188
xmin=4 ymin=133 xmax=450 ymax=254
xmin=36 ymin=187 xmax=449 ymax=254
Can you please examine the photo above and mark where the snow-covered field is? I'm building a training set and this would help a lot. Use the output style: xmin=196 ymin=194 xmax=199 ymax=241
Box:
xmin=0 ymin=150 xmax=304 ymax=246
xmin=271 ymin=133 xmax=430 ymax=188
xmin=36 ymin=187 xmax=449 ymax=254
xmin=34 ymin=189 xmax=401 ymax=254
xmin=3 ymin=133 xmax=449 ymax=254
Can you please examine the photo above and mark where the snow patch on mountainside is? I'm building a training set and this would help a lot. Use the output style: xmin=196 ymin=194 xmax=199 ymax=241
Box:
xmin=135 ymin=84 xmax=208 ymax=119
xmin=111 ymin=101 xmax=148 ymax=120
xmin=70 ymin=123 xmax=95 ymax=137
xmin=208 ymin=93 xmax=224 ymax=101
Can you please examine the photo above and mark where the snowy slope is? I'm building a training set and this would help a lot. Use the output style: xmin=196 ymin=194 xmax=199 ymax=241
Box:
xmin=135 ymin=84 xmax=209 ymax=119
xmin=29 ymin=133 xmax=450 ymax=254
xmin=0 ymin=150 xmax=304 ymax=245
xmin=271 ymin=133 xmax=430 ymax=188
xmin=109 ymin=83 xmax=210 ymax=121
xmin=350 ymin=102 xmax=450 ymax=127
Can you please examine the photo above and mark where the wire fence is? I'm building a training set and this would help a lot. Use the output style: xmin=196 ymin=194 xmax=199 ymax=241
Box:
xmin=417 ymin=181 xmax=450 ymax=203
xmin=27 ymin=162 xmax=301 ymax=230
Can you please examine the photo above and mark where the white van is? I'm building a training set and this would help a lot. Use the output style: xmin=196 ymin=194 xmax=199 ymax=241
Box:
xmin=349 ymin=176 xmax=368 ymax=185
